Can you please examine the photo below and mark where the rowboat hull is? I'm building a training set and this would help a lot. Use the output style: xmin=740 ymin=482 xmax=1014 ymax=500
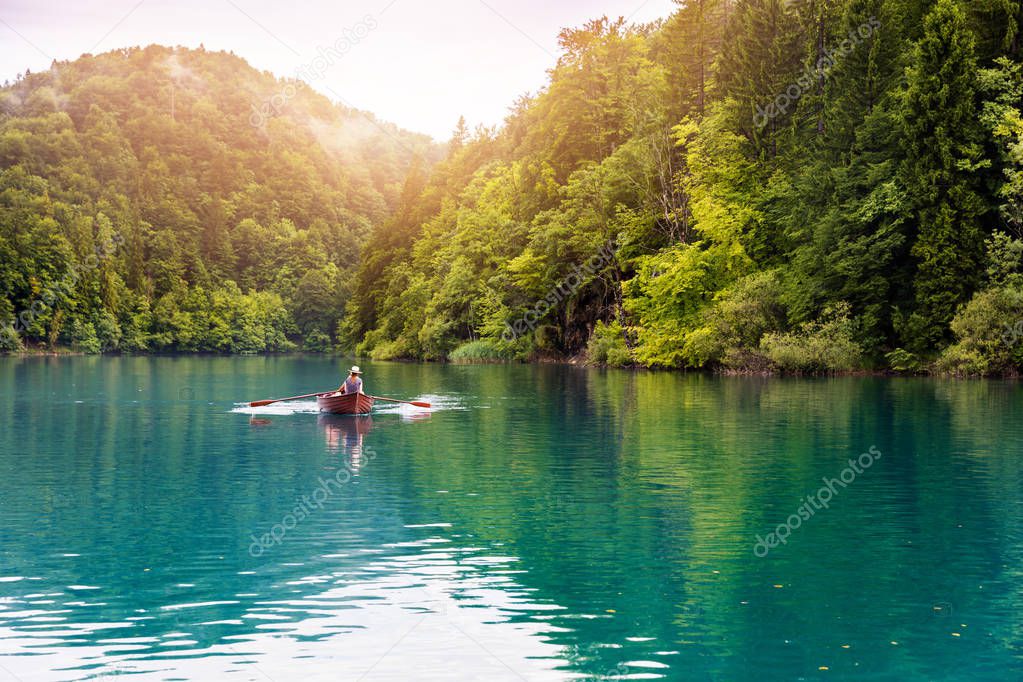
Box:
xmin=317 ymin=392 xmax=374 ymax=415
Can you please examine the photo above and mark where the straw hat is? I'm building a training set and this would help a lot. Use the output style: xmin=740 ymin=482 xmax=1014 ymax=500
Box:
xmin=349 ymin=366 xmax=362 ymax=375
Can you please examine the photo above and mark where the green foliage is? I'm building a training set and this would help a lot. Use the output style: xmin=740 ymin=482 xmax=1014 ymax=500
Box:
xmin=69 ymin=320 xmax=101 ymax=354
xmin=147 ymin=284 xmax=295 ymax=353
xmin=448 ymin=339 xmax=516 ymax=364
xmin=0 ymin=325 xmax=23 ymax=353
xmin=685 ymin=270 xmax=787 ymax=370
xmin=985 ymin=232 xmax=1023 ymax=285
xmin=94 ymin=311 xmax=122 ymax=352
xmin=936 ymin=281 xmax=1023 ymax=376
xmin=760 ymin=303 xmax=864 ymax=373
xmin=935 ymin=344 xmax=992 ymax=376
xmin=0 ymin=46 xmax=437 ymax=353
xmin=291 ymin=264 xmax=347 ymax=338
xmin=7 ymin=5 xmax=1023 ymax=374
xmin=302 ymin=328 xmax=333 ymax=353
xmin=624 ymin=242 xmax=734 ymax=367
xmin=825 ymin=0 xmax=904 ymax=153
xmin=586 ymin=320 xmax=632 ymax=367
xmin=885 ymin=348 xmax=922 ymax=373
xmin=339 ymin=1 xmax=1023 ymax=375
xmin=900 ymin=0 xmax=988 ymax=352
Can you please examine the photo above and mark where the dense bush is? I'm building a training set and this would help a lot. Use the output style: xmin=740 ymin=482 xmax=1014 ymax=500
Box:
xmin=69 ymin=320 xmax=101 ymax=354
xmin=0 ymin=324 xmax=23 ymax=353
xmin=302 ymin=329 xmax=333 ymax=353
xmin=760 ymin=303 xmax=863 ymax=374
xmin=586 ymin=320 xmax=632 ymax=367
xmin=885 ymin=348 xmax=923 ymax=373
xmin=985 ymin=232 xmax=1023 ymax=285
xmin=935 ymin=282 xmax=1023 ymax=376
xmin=448 ymin=339 xmax=515 ymax=364
xmin=94 ymin=311 xmax=122 ymax=352
xmin=682 ymin=271 xmax=787 ymax=369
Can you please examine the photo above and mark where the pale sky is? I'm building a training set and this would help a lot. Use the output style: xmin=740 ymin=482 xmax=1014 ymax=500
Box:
xmin=0 ymin=0 xmax=677 ymax=140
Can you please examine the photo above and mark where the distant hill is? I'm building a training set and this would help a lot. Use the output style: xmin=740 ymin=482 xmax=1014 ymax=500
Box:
xmin=0 ymin=44 xmax=440 ymax=353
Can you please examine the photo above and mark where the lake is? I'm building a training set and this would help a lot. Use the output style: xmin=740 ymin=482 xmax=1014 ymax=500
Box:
xmin=1 ymin=356 xmax=1021 ymax=681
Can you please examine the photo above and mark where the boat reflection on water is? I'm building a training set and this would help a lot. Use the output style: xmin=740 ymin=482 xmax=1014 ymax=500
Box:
xmin=319 ymin=414 xmax=374 ymax=470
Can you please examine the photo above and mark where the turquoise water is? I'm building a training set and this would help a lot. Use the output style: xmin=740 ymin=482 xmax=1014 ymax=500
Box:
xmin=1 ymin=357 xmax=1022 ymax=681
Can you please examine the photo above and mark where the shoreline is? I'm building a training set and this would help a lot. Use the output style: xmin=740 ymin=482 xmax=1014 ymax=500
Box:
xmin=2 ymin=348 xmax=1017 ymax=379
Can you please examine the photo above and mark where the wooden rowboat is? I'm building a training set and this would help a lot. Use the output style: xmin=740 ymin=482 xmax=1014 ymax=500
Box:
xmin=316 ymin=392 xmax=374 ymax=415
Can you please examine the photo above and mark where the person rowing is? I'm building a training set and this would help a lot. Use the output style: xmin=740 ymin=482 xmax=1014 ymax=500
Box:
xmin=248 ymin=366 xmax=430 ymax=409
xmin=337 ymin=366 xmax=364 ymax=395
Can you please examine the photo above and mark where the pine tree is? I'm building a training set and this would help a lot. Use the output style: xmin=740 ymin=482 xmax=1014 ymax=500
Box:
xmin=824 ymin=0 xmax=902 ymax=155
xmin=449 ymin=116 xmax=469 ymax=152
xmin=657 ymin=0 xmax=732 ymax=120
xmin=782 ymin=0 xmax=846 ymax=137
xmin=717 ymin=0 xmax=806 ymax=157
xmin=900 ymin=0 xmax=989 ymax=351
xmin=969 ymin=0 xmax=1023 ymax=61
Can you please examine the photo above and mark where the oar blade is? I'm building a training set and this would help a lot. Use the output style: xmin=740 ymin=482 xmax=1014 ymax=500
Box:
xmin=249 ymin=399 xmax=275 ymax=407
xmin=409 ymin=401 xmax=432 ymax=408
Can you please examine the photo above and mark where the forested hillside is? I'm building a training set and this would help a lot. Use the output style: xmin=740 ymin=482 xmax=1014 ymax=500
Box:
xmin=0 ymin=45 xmax=437 ymax=353
xmin=345 ymin=0 xmax=1023 ymax=375
xmin=6 ymin=2 xmax=1023 ymax=375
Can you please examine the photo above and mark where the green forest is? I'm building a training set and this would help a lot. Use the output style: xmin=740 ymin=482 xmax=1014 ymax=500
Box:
xmin=0 ymin=44 xmax=437 ymax=354
xmin=6 ymin=1 xmax=1023 ymax=375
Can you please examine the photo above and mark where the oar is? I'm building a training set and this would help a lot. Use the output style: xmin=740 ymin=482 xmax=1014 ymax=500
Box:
xmin=369 ymin=395 xmax=432 ymax=408
xmin=249 ymin=392 xmax=326 ymax=408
